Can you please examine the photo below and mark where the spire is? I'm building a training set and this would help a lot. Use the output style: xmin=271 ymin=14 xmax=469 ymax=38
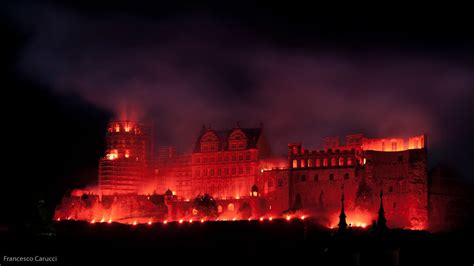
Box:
xmin=377 ymin=189 xmax=387 ymax=230
xmin=338 ymin=189 xmax=348 ymax=232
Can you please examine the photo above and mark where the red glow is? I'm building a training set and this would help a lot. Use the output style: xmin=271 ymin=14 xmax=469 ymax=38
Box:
xmin=148 ymin=220 xmax=152 ymax=225
xmin=301 ymin=216 xmax=306 ymax=220
xmin=91 ymin=219 xmax=96 ymax=224
xmin=132 ymin=221 xmax=137 ymax=226
xmin=179 ymin=219 xmax=183 ymax=224
xmin=232 ymin=217 xmax=236 ymax=221
xmin=100 ymin=218 xmax=105 ymax=223
xmin=163 ymin=220 xmax=168 ymax=224
xmin=248 ymin=217 xmax=252 ymax=221
xmin=200 ymin=219 xmax=205 ymax=223
xmin=269 ymin=217 xmax=273 ymax=221
xmin=286 ymin=215 xmax=291 ymax=221
xmin=108 ymin=219 xmax=112 ymax=224
xmin=259 ymin=217 xmax=264 ymax=222
xmin=189 ymin=219 xmax=193 ymax=223
xmin=56 ymin=218 xmax=60 ymax=222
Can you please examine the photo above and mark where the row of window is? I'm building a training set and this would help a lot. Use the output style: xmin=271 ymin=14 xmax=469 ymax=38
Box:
xmin=194 ymin=166 xmax=253 ymax=177
xmin=294 ymin=173 xmax=350 ymax=182
xmin=195 ymin=154 xmax=252 ymax=164
xmin=292 ymin=156 xmax=353 ymax=168
xmin=201 ymin=141 xmax=247 ymax=152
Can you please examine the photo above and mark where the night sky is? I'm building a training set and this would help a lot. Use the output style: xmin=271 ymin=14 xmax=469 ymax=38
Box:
xmin=1 ymin=1 xmax=473 ymax=224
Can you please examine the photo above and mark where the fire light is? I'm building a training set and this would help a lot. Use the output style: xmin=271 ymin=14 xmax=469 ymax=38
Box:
xmin=259 ymin=217 xmax=264 ymax=222
xmin=301 ymin=216 xmax=306 ymax=220
xmin=67 ymin=217 xmax=71 ymax=220
xmin=163 ymin=220 xmax=168 ymax=224
xmin=100 ymin=218 xmax=105 ymax=223
xmin=269 ymin=217 xmax=273 ymax=221
xmin=248 ymin=217 xmax=252 ymax=221
xmin=232 ymin=217 xmax=236 ymax=221
xmin=91 ymin=219 xmax=96 ymax=224
xmin=132 ymin=221 xmax=137 ymax=226
xmin=179 ymin=219 xmax=183 ymax=224
xmin=286 ymin=215 xmax=291 ymax=221
xmin=189 ymin=219 xmax=193 ymax=223
xmin=56 ymin=218 xmax=60 ymax=222
xmin=108 ymin=219 xmax=112 ymax=224
xmin=200 ymin=219 xmax=205 ymax=223
xmin=148 ymin=220 xmax=152 ymax=225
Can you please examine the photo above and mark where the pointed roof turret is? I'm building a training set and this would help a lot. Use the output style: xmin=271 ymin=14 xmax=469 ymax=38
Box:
xmin=377 ymin=190 xmax=387 ymax=230
xmin=338 ymin=190 xmax=348 ymax=233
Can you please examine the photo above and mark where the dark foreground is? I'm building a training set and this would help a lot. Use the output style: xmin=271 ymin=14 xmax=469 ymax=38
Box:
xmin=0 ymin=219 xmax=472 ymax=266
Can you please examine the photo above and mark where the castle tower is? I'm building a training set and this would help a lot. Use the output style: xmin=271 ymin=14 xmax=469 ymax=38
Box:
xmin=99 ymin=120 xmax=153 ymax=195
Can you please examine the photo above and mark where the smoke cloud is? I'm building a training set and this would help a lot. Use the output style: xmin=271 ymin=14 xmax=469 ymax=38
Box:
xmin=6 ymin=2 xmax=474 ymax=176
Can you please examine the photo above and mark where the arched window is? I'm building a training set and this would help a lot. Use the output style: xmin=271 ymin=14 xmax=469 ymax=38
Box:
xmin=307 ymin=159 xmax=313 ymax=167
xmin=292 ymin=159 xmax=298 ymax=168
xmin=228 ymin=203 xmax=234 ymax=211
xmin=217 ymin=205 xmax=223 ymax=213
xmin=301 ymin=159 xmax=305 ymax=168
xmin=347 ymin=157 xmax=352 ymax=166
xmin=316 ymin=158 xmax=321 ymax=167
xmin=331 ymin=158 xmax=336 ymax=166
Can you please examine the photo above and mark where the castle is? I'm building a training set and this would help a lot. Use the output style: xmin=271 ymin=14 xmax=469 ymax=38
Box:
xmin=55 ymin=120 xmax=462 ymax=231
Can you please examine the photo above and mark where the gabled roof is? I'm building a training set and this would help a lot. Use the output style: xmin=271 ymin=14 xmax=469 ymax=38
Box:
xmin=193 ymin=126 xmax=263 ymax=152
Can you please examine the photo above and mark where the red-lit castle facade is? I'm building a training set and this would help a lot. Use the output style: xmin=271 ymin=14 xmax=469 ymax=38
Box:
xmin=55 ymin=120 xmax=450 ymax=230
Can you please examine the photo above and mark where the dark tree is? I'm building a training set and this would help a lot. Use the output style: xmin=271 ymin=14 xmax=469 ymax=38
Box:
xmin=193 ymin=194 xmax=218 ymax=218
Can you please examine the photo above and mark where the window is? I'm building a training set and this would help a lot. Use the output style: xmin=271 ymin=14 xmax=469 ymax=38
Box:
xmin=224 ymin=168 xmax=229 ymax=175
xmin=392 ymin=142 xmax=397 ymax=151
xmin=246 ymin=166 xmax=250 ymax=174
xmin=308 ymin=159 xmax=313 ymax=167
xmin=347 ymin=157 xmax=352 ymax=166
xmin=316 ymin=159 xmax=321 ymax=167
xmin=232 ymin=155 xmax=236 ymax=161
xmin=218 ymin=156 xmax=222 ymax=162
xmin=339 ymin=157 xmax=344 ymax=166
xmin=218 ymin=205 xmax=223 ymax=213
xmin=238 ymin=167 xmax=243 ymax=174
xmin=228 ymin=203 xmax=234 ymax=211
xmin=301 ymin=175 xmax=306 ymax=182
xmin=389 ymin=186 xmax=393 ymax=192
xmin=293 ymin=146 xmax=298 ymax=155
xmin=314 ymin=174 xmax=319 ymax=181
xmin=210 ymin=169 xmax=215 ymax=176
xmin=210 ymin=157 xmax=215 ymax=162
xmin=329 ymin=174 xmax=334 ymax=181
xmin=331 ymin=158 xmax=336 ymax=166
xmin=232 ymin=168 xmax=236 ymax=175
xmin=301 ymin=159 xmax=305 ymax=168
xmin=268 ymin=179 xmax=274 ymax=188
xmin=246 ymin=154 xmax=250 ymax=160
xmin=323 ymin=158 xmax=328 ymax=167
xmin=231 ymin=144 xmax=236 ymax=149
xmin=218 ymin=168 xmax=222 ymax=176
xmin=344 ymin=173 xmax=349 ymax=180
xmin=239 ymin=155 xmax=243 ymax=161
xmin=203 ymin=169 xmax=208 ymax=176
xmin=292 ymin=159 xmax=298 ymax=168
xmin=225 ymin=156 xmax=229 ymax=161
xmin=278 ymin=179 xmax=283 ymax=187
xmin=238 ymin=143 xmax=244 ymax=149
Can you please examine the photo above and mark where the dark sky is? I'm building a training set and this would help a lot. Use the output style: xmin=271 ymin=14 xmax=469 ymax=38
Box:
xmin=2 ymin=0 xmax=473 ymax=196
